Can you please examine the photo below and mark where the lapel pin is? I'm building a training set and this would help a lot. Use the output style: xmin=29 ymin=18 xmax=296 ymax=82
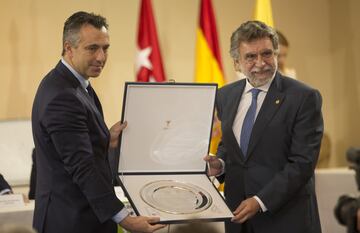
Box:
xmin=275 ymin=99 xmax=280 ymax=104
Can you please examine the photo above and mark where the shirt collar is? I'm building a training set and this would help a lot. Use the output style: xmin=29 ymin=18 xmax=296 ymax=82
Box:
xmin=61 ymin=58 xmax=89 ymax=90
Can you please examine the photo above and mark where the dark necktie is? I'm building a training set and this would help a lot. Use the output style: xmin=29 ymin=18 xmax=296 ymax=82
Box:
xmin=86 ymin=83 xmax=103 ymax=116
xmin=240 ymin=88 xmax=261 ymax=156
xmin=86 ymin=83 xmax=95 ymax=102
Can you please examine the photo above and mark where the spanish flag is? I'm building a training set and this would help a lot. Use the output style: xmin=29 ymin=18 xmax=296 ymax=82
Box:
xmin=253 ymin=0 xmax=274 ymax=27
xmin=194 ymin=0 xmax=225 ymax=88
xmin=194 ymin=0 xmax=224 ymax=156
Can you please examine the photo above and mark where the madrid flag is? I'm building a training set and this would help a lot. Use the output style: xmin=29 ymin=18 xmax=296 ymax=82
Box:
xmin=135 ymin=0 xmax=166 ymax=82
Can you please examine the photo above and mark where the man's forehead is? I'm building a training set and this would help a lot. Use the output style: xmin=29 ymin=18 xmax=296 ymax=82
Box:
xmin=239 ymin=38 xmax=274 ymax=52
xmin=79 ymin=24 xmax=108 ymax=34
xmin=78 ymin=24 xmax=109 ymax=42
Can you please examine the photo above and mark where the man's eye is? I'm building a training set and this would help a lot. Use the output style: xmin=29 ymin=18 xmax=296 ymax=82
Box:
xmin=245 ymin=54 xmax=257 ymax=61
xmin=262 ymin=50 xmax=273 ymax=58
xmin=87 ymin=46 xmax=98 ymax=51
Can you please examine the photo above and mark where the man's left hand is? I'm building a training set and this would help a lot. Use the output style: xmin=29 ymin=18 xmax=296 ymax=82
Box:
xmin=231 ymin=197 xmax=260 ymax=223
xmin=109 ymin=121 xmax=127 ymax=148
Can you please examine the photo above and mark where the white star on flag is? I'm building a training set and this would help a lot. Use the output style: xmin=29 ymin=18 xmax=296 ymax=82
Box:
xmin=135 ymin=0 xmax=166 ymax=82
xmin=136 ymin=47 xmax=152 ymax=74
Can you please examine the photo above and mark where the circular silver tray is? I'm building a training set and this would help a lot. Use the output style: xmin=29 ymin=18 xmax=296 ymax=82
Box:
xmin=140 ymin=180 xmax=212 ymax=214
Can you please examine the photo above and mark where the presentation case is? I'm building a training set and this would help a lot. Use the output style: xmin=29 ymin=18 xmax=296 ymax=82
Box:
xmin=117 ymin=82 xmax=233 ymax=224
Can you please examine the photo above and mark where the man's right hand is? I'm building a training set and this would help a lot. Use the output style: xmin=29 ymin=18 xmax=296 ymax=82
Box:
xmin=119 ymin=215 xmax=166 ymax=233
xmin=109 ymin=121 xmax=127 ymax=148
xmin=203 ymin=155 xmax=223 ymax=177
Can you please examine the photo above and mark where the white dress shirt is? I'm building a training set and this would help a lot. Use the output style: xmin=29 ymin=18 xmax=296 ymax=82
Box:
xmin=232 ymin=78 xmax=272 ymax=144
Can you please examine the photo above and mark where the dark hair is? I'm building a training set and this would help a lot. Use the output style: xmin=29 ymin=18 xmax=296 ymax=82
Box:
xmin=62 ymin=11 xmax=108 ymax=55
xmin=229 ymin=20 xmax=278 ymax=60
xmin=276 ymin=30 xmax=289 ymax=47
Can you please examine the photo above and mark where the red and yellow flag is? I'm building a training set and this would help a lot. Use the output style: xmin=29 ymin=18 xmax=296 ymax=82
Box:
xmin=194 ymin=0 xmax=224 ymax=155
xmin=194 ymin=0 xmax=225 ymax=88
xmin=253 ymin=0 xmax=274 ymax=27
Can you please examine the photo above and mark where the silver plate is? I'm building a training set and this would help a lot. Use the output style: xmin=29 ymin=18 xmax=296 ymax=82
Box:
xmin=140 ymin=180 xmax=212 ymax=214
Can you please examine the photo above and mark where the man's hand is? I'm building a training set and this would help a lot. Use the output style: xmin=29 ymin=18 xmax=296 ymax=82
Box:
xmin=119 ymin=215 xmax=166 ymax=233
xmin=231 ymin=197 xmax=260 ymax=223
xmin=203 ymin=155 xmax=223 ymax=176
xmin=109 ymin=121 xmax=127 ymax=148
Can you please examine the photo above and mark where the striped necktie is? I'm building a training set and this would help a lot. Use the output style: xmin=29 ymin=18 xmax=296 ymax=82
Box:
xmin=240 ymin=88 xmax=261 ymax=156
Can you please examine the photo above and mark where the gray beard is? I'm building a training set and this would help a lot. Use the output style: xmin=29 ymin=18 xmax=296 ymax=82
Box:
xmin=247 ymin=74 xmax=273 ymax=87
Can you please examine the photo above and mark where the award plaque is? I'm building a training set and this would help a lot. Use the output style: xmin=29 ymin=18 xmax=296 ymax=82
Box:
xmin=140 ymin=180 xmax=212 ymax=214
xmin=117 ymin=83 xmax=233 ymax=223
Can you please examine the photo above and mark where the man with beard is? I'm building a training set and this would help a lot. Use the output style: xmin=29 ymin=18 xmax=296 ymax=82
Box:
xmin=205 ymin=21 xmax=323 ymax=233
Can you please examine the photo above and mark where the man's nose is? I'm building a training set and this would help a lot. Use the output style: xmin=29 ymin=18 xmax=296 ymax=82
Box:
xmin=96 ymin=49 xmax=106 ymax=61
xmin=254 ymin=55 xmax=266 ymax=66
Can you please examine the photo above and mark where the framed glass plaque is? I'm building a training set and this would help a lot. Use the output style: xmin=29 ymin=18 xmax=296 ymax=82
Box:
xmin=117 ymin=83 xmax=233 ymax=223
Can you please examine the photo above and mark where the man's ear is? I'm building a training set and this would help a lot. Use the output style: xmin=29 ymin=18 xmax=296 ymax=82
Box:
xmin=63 ymin=41 xmax=73 ymax=57
xmin=234 ymin=60 xmax=241 ymax=72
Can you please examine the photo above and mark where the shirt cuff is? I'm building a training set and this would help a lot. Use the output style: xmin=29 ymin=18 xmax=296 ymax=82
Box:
xmin=216 ymin=158 xmax=226 ymax=177
xmin=254 ymin=195 xmax=268 ymax=212
xmin=112 ymin=207 xmax=129 ymax=223
xmin=0 ymin=189 xmax=12 ymax=195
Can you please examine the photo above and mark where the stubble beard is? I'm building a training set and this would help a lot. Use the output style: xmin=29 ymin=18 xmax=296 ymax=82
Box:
xmin=245 ymin=64 xmax=277 ymax=87
xmin=247 ymin=72 xmax=273 ymax=87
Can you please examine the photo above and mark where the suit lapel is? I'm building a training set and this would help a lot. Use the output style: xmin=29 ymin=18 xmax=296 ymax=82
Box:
xmin=75 ymin=87 xmax=109 ymax=136
xmin=246 ymin=73 xmax=285 ymax=159
xmin=222 ymin=80 xmax=247 ymax=160
xmin=55 ymin=61 xmax=109 ymax=136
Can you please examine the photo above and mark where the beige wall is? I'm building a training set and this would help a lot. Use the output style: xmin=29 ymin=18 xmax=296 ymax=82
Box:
xmin=1 ymin=0 xmax=359 ymax=167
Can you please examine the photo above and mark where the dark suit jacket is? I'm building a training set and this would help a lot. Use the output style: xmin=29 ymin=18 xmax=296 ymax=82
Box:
xmin=216 ymin=73 xmax=323 ymax=233
xmin=28 ymin=148 xmax=36 ymax=200
xmin=31 ymin=61 xmax=123 ymax=233
xmin=0 ymin=174 xmax=12 ymax=194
